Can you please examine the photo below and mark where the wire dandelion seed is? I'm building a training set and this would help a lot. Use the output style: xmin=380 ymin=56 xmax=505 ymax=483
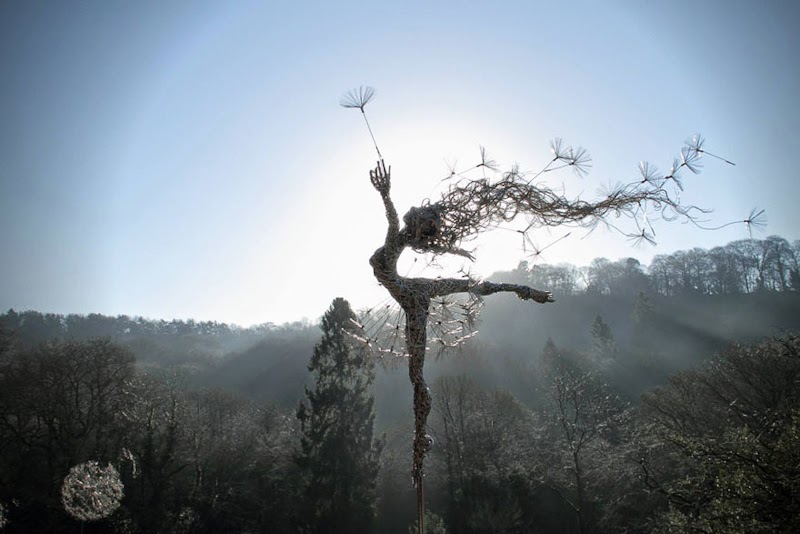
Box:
xmin=347 ymin=301 xmax=409 ymax=364
xmin=477 ymin=146 xmax=500 ymax=173
xmin=664 ymin=158 xmax=685 ymax=191
xmin=638 ymin=161 xmax=663 ymax=185
xmin=687 ymin=134 xmax=736 ymax=166
xmin=550 ymin=137 xmax=564 ymax=157
xmin=441 ymin=158 xmax=459 ymax=182
xmin=565 ymin=146 xmax=592 ymax=177
xmin=535 ymin=139 xmax=593 ymax=180
xmin=627 ymin=228 xmax=657 ymax=248
xmin=339 ymin=85 xmax=375 ymax=111
xmin=341 ymin=85 xmax=383 ymax=159
xmin=693 ymin=207 xmax=766 ymax=236
xmin=61 ymin=461 xmax=124 ymax=523
xmin=744 ymin=208 xmax=767 ymax=237
xmin=680 ymin=145 xmax=703 ymax=174
xmin=427 ymin=294 xmax=482 ymax=357
xmin=519 ymin=231 xmax=572 ymax=262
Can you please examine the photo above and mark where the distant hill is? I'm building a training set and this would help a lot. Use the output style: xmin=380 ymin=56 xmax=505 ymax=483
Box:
xmin=3 ymin=233 xmax=799 ymax=413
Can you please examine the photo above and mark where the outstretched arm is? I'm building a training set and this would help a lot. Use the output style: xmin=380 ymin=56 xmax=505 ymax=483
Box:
xmin=430 ymin=277 xmax=554 ymax=303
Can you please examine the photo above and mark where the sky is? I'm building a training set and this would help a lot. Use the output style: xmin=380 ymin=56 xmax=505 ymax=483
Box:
xmin=1 ymin=0 xmax=798 ymax=326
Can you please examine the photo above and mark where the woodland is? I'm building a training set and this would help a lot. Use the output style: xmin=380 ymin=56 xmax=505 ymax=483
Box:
xmin=1 ymin=235 xmax=799 ymax=533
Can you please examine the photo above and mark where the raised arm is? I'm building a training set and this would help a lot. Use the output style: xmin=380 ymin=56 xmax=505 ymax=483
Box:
xmin=370 ymin=160 xmax=402 ymax=252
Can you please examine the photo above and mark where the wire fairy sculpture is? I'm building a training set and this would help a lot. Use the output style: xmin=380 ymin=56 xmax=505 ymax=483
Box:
xmin=341 ymin=86 xmax=754 ymax=534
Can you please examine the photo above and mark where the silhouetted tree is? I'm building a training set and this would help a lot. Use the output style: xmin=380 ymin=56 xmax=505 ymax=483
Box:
xmin=296 ymin=298 xmax=383 ymax=533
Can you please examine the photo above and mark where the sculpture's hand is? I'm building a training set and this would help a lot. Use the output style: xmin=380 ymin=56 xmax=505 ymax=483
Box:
xmin=369 ymin=159 xmax=391 ymax=194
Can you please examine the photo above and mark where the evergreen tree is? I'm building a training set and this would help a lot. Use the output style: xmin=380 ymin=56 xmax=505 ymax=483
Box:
xmin=630 ymin=291 xmax=658 ymax=362
xmin=590 ymin=314 xmax=616 ymax=363
xmin=296 ymin=298 xmax=383 ymax=533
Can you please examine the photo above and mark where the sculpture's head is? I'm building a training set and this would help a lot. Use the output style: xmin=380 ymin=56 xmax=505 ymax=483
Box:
xmin=403 ymin=204 xmax=443 ymax=248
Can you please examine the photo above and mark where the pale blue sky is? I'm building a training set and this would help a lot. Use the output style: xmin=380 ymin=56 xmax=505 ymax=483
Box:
xmin=1 ymin=0 xmax=798 ymax=325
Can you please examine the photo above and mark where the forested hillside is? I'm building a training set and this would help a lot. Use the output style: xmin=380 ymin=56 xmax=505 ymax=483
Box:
xmin=1 ymin=236 xmax=799 ymax=532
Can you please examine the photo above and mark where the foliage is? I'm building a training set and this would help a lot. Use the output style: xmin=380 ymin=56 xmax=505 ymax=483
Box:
xmin=431 ymin=376 xmax=542 ymax=533
xmin=480 ymin=236 xmax=800 ymax=300
xmin=648 ymin=236 xmax=798 ymax=296
xmin=2 ymin=251 xmax=799 ymax=532
xmin=61 ymin=461 xmax=124 ymax=522
xmin=0 ymin=338 xmax=135 ymax=529
xmin=296 ymin=298 xmax=384 ymax=532
xmin=639 ymin=335 xmax=800 ymax=533
xmin=589 ymin=314 xmax=616 ymax=364
xmin=0 ymin=501 xmax=7 ymax=530
xmin=0 ymin=309 xmax=304 ymax=370
xmin=539 ymin=344 xmax=629 ymax=533
xmin=0 ymin=337 xmax=301 ymax=532
xmin=408 ymin=510 xmax=448 ymax=534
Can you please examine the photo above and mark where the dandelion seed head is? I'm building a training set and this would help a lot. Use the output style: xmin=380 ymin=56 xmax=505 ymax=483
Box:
xmin=340 ymin=86 xmax=376 ymax=111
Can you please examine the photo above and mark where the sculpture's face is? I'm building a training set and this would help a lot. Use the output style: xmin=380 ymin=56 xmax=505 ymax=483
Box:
xmin=403 ymin=204 xmax=449 ymax=251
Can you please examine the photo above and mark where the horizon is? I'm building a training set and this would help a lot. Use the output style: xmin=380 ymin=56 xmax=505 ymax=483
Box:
xmin=2 ymin=233 xmax=795 ymax=329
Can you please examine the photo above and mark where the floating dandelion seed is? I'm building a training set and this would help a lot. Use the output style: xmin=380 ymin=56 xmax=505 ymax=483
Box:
xmin=541 ymin=139 xmax=592 ymax=177
xmin=550 ymin=138 xmax=566 ymax=159
xmin=680 ymin=145 xmax=703 ymax=174
xmin=693 ymin=207 xmax=766 ymax=237
xmin=341 ymin=85 xmax=382 ymax=159
xmin=565 ymin=146 xmax=592 ymax=177
xmin=441 ymin=158 xmax=459 ymax=181
xmin=638 ymin=161 xmax=663 ymax=185
xmin=687 ymin=134 xmax=736 ymax=166
xmin=477 ymin=146 xmax=499 ymax=173
xmin=744 ymin=207 xmax=767 ymax=237
xmin=664 ymin=158 xmax=685 ymax=191
xmin=627 ymin=228 xmax=657 ymax=248
xmin=519 ymin=231 xmax=572 ymax=262
xmin=598 ymin=180 xmax=626 ymax=201
xmin=340 ymin=86 xmax=375 ymax=111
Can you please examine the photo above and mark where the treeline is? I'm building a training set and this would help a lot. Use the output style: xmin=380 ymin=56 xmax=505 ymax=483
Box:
xmin=416 ymin=334 xmax=800 ymax=533
xmin=0 ymin=309 xmax=305 ymax=352
xmin=0 ymin=335 xmax=300 ymax=533
xmin=1 ymin=310 xmax=798 ymax=532
xmin=512 ymin=235 xmax=800 ymax=297
xmin=0 ymin=310 xmax=318 ymax=377
xmin=1 ymin=236 xmax=798 ymax=532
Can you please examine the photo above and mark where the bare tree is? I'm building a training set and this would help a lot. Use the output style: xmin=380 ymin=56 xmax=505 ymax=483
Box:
xmin=342 ymin=86 xmax=748 ymax=532
xmin=539 ymin=346 xmax=628 ymax=533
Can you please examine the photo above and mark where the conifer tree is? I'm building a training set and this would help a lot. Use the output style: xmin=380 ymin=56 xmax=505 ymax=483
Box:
xmin=590 ymin=314 xmax=617 ymax=362
xmin=296 ymin=298 xmax=383 ymax=533
xmin=630 ymin=291 xmax=658 ymax=362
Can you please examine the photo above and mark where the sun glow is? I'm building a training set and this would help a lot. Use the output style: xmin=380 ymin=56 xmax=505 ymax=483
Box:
xmin=234 ymin=113 xmax=550 ymax=323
